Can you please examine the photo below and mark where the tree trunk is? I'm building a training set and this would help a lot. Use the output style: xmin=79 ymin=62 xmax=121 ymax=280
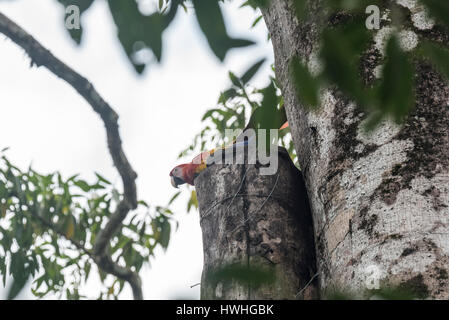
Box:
xmin=195 ymin=149 xmax=317 ymax=299
xmin=262 ymin=0 xmax=449 ymax=298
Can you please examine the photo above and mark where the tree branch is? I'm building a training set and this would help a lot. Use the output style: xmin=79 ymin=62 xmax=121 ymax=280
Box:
xmin=0 ymin=11 xmax=142 ymax=299
xmin=31 ymin=212 xmax=93 ymax=258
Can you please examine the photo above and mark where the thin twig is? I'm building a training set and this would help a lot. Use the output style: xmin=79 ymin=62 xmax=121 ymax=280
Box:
xmin=0 ymin=11 xmax=141 ymax=299
xmin=225 ymin=166 xmax=250 ymax=212
xmin=200 ymin=166 xmax=250 ymax=222
xmin=296 ymin=272 xmax=319 ymax=298
xmin=31 ymin=212 xmax=92 ymax=258
xmin=200 ymin=193 xmax=284 ymax=222
xmin=228 ymin=171 xmax=280 ymax=235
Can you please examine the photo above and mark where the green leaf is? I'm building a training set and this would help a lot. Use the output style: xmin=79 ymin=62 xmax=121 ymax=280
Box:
xmin=320 ymin=19 xmax=370 ymax=106
xmin=325 ymin=0 xmax=381 ymax=11
xmin=192 ymin=0 xmax=254 ymax=61
xmin=289 ymin=56 xmax=320 ymax=109
xmin=67 ymin=173 xmax=80 ymax=182
xmin=241 ymin=58 xmax=266 ymax=84
xmin=243 ymin=82 xmax=286 ymax=153
xmin=159 ymin=220 xmax=171 ymax=250
xmin=0 ymin=257 xmax=6 ymax=287
xmin=74 ymin=180 xmax=90 ymax=192
xmin=218 ymin=88 xmax=238 ymax=104
xmin=99 ymin=269 xmax=107 ymax=283
xmin=420 ymin=0 xmax=449 ymax=28
xmin=242 ymin=0 xmax=271 ymax=9
xmin=138 ymin=200 xmax=149 ymax=208
xmin=57 ymin=0 xmax=95 ymax=44
xmin=379 ymin=35 xmax=414 ymax=124
xmin=293 ymin=0 xmax=307 ymax=19
xmin=419 ymin=41 xmax=449 ymax=80
xmin=32 ymin=274 xmax=46 ymax=292
xmin=251 ymin=15 xmax=263 ymax=28
xmin=95 ymin=172 xmax=112 ymax=185
xmin=1 ymin=203 xmax=6 ymax=218
xmin=107 ymin=0 xmax=180 ymax=72
xmin=187 ymin=190 xmax=198 ymax=213
xmin=205 ymin=263 xmax=276 ymax=289
xmin=202 ymin=109 xmax=216 ymax=121
xmin=168 ymin=191 xmax=181 ymax=205
xmin=84 ymin=262 xmax=91 ymax=282
xmin=362 ymin=111 xmax=384 ymax=132
xmin=64 ymin=215 xmax=76 ymax=239
xmin=7 ymin=272 xmax=29 ymax=300
xmin=251 ymin=82 xmax=283 ymax=130
xmin=229 ymin=71 xmax=241 ymax=87
xmin=379 ymin=283 xmax=426 ymax=300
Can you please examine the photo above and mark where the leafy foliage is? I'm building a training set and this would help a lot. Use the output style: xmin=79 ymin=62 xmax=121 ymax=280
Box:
xmin=3 ymin=0 xmax=449 ymax=301
xmin=325 ymin=285 xmax=425 ymax=300
xmin=377 ymin=35 xmax=414 ymax=125
xmin=0 ymin=152 xmax=175 ymax=299
xmin=419 ymin=41 xmax=449 ymax=80
xmin=289 ymin=57 xmax=319 ymax=109
xmin=54 ymin=0 xmax=255 ymax=73
xmin=106 ymin=0 xmax=180 ymax=73
xmin=282 ymin=0 xmax=449 ymax=129
xmin=192 ymin=0 xmax=255 ymax=61
xmin=420 ymin=0 xmax=449 ymax=28
xmin=205 ymin=262 xmax=276 ymax=289
xmin=178 ymin=61 xmax=293 ymax=162
xmin=48 ymin=0 xmax=449 ymax=169
xmin=172 ymin=0 xmax=449 ymax=219
xmin=173 ymin=61 xmax=296 ymax=213
xmin=57 ymin=0 xmax=94 ymax=44
xmin=320 ymin=18 xmax=372 ymax=107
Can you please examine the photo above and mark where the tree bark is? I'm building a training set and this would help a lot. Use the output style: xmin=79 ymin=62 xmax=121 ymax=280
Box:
xmin=195 ymin=149 xmax=317 ymax=299
xmin=262 ymin=0 xmax=449 ymax=298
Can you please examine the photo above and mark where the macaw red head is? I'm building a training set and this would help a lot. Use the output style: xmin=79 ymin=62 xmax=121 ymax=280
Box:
xmin=169 ymin=150 xmax=212 ymax=188
xmin=169 ymin=163 xmax=199 ymax=188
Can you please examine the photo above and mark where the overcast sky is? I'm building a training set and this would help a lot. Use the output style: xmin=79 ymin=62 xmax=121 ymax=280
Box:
xmin=0 ymin=0 xmax=274 ymax=299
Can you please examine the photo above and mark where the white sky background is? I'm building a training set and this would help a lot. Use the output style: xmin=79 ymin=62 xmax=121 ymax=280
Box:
xmin=0 ymin=0 xmax=274 ymax=299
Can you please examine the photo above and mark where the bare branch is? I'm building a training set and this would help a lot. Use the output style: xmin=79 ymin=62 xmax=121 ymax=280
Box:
xmin=0 ymin=11 xmax=142 ymax=299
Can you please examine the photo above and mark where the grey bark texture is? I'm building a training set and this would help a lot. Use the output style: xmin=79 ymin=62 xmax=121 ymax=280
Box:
xmin=262 ymin=0 xmax=449 ymax=298
xmin=195 ymin=149 xmax=317 ymax=299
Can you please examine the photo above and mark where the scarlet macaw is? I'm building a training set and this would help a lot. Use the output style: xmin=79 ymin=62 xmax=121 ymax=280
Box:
xmin=169 ymin=110 xmax=289 ymax=188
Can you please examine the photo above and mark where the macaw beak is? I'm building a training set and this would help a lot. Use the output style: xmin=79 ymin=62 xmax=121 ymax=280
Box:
xmin=170 ymin=175 xmax=185 ymax=188
xmin=170 ymin=176 xmax=178 ymax=188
